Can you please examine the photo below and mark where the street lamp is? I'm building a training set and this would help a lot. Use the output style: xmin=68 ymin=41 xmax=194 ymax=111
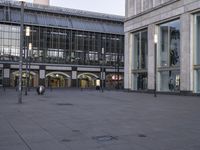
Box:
xmin=27 ymin=42 xmax=32 ymax=92
xmin=101 ymin=48 xmax=104 ymax=92
xmin=25 ymin=26 xmax=31 ymax=96
xmin=154 ymin=34 xmax=158 ymax=97
xmin=18 ymin=0 xmax=25 ymax=103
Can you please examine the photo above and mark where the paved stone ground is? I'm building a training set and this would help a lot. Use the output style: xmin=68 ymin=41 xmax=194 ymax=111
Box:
xmin=0 ymin=88 xmax=200 ymax=150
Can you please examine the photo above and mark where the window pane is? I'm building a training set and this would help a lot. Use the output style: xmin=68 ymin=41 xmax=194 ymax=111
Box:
xmin=141 ymin=31 xmax=148 ymax=69
xmin=160 ymin=23 xmax=169 ymax=67
xmin=197 ymin=70 xmax=200 ymax=92
xmin=159 ymin=70 xmax=180 ymax=92
xmin=133 ymin=33 xmax=140 ymax=69
xmin=196 ymin=15 xmax=200 ymax=65
xmin=134 ymin=73 xmax=148 ymax=90
xmin=159 ymin=20 xmax=180 ymax=67
xmin=169 ymin=20 xmax=180 ymax=66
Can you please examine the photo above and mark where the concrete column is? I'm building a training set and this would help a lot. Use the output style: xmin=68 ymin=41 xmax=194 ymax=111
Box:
xmin=3 ymin=64 xmax=10 ymax=87
xmin=39 ymin=66 xmax=45 ymax=86
xmin=124 ymin=32 xmax=133 ymax=90
xmin=71 ymin=67 xmax=77 ymax=87
xmin=180 ymin=13 xmax=192 ymax=93
xmin=100 ymin=68 xmax=106 ymax=87
xmin=147 ymin=24 xmax=156 ymax=91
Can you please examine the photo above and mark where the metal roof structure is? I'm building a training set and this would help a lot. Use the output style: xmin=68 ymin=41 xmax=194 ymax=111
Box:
xmin=0 ymin=0 xmax=124 ymax=34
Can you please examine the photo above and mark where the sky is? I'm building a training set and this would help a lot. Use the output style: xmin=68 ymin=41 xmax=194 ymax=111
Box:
xmin=25 ymin=0 xmax=125 ymax=16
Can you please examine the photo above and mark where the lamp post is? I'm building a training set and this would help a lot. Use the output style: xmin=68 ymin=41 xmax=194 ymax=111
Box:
xmin=18 ymin=0 xmax=25 ymax=104
xmin=27 ymin=43 xmax=32 ymax=92
xmin=101 ymin=48 xmax=104 ymax=92
xmin=117 ymin=50 xmax=120 ymax=90
xmin=25 ymin=26 xmax=30 ymax=95
xmin=154 ymin=34 xmax=158 ymax=97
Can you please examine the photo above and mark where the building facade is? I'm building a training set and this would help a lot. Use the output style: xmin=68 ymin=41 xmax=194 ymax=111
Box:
xmin=0 ymin=0 xmax=124 ymax=89
xmin=125 ymin=0 xmax=200 ymax=94
xmin=33 ymin=0 xmax=49 ymax=6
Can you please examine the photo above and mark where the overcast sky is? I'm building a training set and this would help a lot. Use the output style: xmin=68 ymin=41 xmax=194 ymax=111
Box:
xmin=25 ymin=0 xmax=125 ymax=16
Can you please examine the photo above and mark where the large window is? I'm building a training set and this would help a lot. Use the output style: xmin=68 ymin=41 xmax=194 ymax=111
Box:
xmin=0 ymin=24 xmax=20 ymax=61
xmin=194 ymin=13 xmax=200 ymax=93
xmin=158 ymin=20 xmax=180 ymax=92
xmin=0 ymin=24 xmax=124 ymax=66
xmin=132 ymin=29 xmax=148 ymax=90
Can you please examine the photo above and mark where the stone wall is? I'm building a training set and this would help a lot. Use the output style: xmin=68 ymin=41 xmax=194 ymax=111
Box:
xmin=126 ymin=0 xmax=177 ymax=18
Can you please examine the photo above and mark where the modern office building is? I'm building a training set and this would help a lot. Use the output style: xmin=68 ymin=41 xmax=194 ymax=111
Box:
xmin=0 ymin=0 xmax=124 ymax=89
xmin=125 ymin=0 xmax=200 ymax=94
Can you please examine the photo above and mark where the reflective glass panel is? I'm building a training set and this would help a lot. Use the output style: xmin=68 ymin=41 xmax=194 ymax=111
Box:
xmin=196 ymin=15 xmax=200 ymax=65
xmin=134 ymin=33 xmax=140 ymax=69
xmin=134 ymin=73 xmax=148 ymax=90
xmin=197 ymin=70 xmax=200 ymax=93
xmin=133 ymin=30 xmax=148 ymax=69
xmin=159 ymin=20 xmax=180 ymax=67
xmin=169 ymin=20 xmax=180 ymax=66
xmin=141 ymin=31 xmax=148 ymax=69
xmin=160 ymin=23 xmax=169 ymax=67
xmin=159 ymin=70 xmax=180 ymax=92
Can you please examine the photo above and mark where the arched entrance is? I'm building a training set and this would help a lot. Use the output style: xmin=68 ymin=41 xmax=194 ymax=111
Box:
xmin=78 ymin=73 xmax=99 ymax=88
xmin=46 ymin=72 xmax=71 ymax=88
xmin=106 ymin=74 xmax=123 ymax=89
xmin=11 ymin=71 xmax=38 ymax=87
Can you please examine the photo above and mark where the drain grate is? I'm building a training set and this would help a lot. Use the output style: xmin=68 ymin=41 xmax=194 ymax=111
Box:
xmin=56 ymin=103 xmax=74 ymax=106
xmin=92 ymin=135 xmax=118 ymax=142
xmin=138 ymin=134 xmax=147 ymax=138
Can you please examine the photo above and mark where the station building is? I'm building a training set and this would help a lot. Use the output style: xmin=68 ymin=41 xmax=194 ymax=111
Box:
xmin=124 ymin=0 xmax=200 ymax=94
xmin=0 ymin=0 xmax=124 ymax=89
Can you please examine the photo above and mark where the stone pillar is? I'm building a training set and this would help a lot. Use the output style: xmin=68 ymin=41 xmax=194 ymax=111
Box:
xmin=180 ymin=13 xmax=192 ymax=93
xmin=124 ymin=32 xmax=133 ymax=90
xmin=147 ymin=24 xmax=156 ymax=91
xmin=71 ymin=67 xmax=77 ymax=87
xmin=3 ymin=64 xmax=10 ymax=87
xmin=39 ymin=65 xmax=45 ymax=86
xmin=100 ymin=68 xmax=106 ymax=88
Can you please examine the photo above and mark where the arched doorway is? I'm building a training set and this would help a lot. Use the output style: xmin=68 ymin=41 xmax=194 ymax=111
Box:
xmin=11 ymin=71 xmax=38 ymax=87
xmin=106 ymin=74 xmax=124 ymax=89
xmin=46 ymin=72 xmax=71 ymax=88
xmin=78 ymin=73 xmax=99 ymax=88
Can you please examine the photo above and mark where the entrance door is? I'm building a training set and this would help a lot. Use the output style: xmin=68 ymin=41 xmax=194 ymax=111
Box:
xmin=46 ymin=73 xmax=70 ymax=88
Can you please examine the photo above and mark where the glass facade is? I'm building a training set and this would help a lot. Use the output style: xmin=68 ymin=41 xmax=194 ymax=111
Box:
xmin=0 ymin=24 xmax=124 ymax=67
xmin=0 ymin=24 xmax=20 ymax=61
xmin=133 ymin=30 xmax=148 ymax=90
xmin=158 ymin=20 xmax=180 ymax=92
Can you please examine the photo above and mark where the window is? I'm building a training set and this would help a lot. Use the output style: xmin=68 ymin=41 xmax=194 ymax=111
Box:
xmin=132 ymin=29 xmax=148 ymax=90
xmin=158 ymin=20 xmax=180 ymax=92
xmin=159 ymin=70 xmax=180 ymax=92
xmin=0 ymin=24 xmax=20 ymax=60
xmin=194 ymin=14 xmax=200 ymax=93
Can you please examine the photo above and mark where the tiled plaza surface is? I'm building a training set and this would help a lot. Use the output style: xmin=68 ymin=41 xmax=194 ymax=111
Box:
xmin=0 ymin=88 xmax=200 ymax=150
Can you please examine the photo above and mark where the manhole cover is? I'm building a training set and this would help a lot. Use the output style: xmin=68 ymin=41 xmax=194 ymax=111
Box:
xmin=56 ymin=103 xmax=74 ymax=106
xmin=61 ymin=139 xmax=71 ymax=142
xmin=72 ymin=130 xmax=80 ymax=133
xmin=92 ymin=135 xmax=118 ymax=142
xmin=138 ymin=134 xmax=147 ymax=138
